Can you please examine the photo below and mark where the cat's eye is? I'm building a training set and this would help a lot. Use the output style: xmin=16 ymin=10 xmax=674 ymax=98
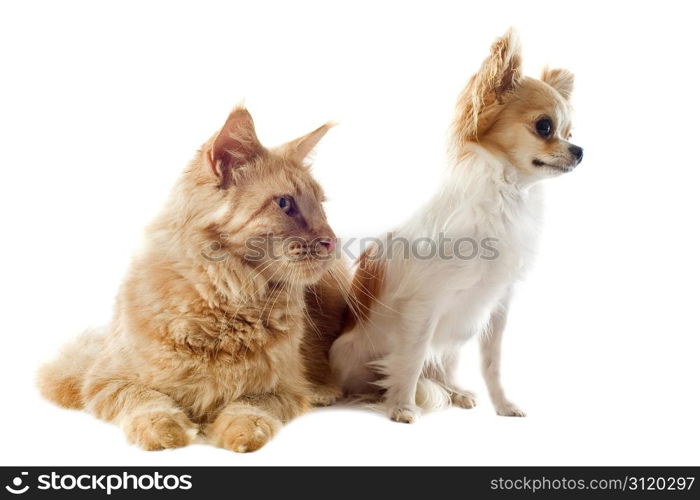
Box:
xmin=535 ymin=118 xmax=553 ymax=139
xmin=276 ymin=195 xmax=295 ymax=216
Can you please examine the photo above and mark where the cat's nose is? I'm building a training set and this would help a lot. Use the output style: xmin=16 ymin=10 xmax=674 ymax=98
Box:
xmin=318 ymin=237 xmax=335 ymax=253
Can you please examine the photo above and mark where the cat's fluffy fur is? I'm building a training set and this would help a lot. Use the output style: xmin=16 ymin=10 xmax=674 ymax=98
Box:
xmin=330 ymin=29 xmax=583 ymax=423
xmin=38 ymin=107 xmax=348 ymax=451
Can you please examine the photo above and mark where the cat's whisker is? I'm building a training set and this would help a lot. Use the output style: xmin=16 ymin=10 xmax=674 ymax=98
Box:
xmin=346 ymin=271 xmax=402 ymax=316
xmin=224 ymin=259 xmax=278 ymax=331
xmin=306 ymin=282 xmax=324 ymax=340
xmin=324 ymin=268 xmax=381 ymax=354
xmin=263 ymin=262 xmax=291 ymax=326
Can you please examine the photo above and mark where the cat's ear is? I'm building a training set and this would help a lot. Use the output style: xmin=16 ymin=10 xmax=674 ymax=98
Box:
xmin=282 ymin=123 xmax=334 ymax=164
xmin=207 ymin=107 xmax=265 ymax=189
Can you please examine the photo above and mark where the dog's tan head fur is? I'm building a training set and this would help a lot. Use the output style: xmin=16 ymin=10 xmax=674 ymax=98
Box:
xmin=162 ymin=107 xmax=336 ymax=289
xmin=453 ymin=29 xmax=583 ymax=180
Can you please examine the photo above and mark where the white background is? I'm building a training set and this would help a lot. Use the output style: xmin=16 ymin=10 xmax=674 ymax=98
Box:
xmin=1 ymin=0 xmax=699 ymax=466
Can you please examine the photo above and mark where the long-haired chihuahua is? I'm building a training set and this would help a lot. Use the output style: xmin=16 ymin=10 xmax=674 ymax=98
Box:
xmin=330 ymin=29 xmax=583 ymax=423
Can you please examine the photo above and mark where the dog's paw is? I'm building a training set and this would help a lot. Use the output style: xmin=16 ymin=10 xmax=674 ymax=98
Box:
xmin=309 ymin=384 xmax=342 ymax=407
xmin=208 ymin=409 xmax=280 ymax=453
xmin=388 ymin=403 xmax=420 ymax=424
xmin=495 ymin=401 xmax=526 ymax=417
xmin=451 ymin=390 xmax=477 ymax=409
xmin=123 ymin=411 xmax=198 ymax=451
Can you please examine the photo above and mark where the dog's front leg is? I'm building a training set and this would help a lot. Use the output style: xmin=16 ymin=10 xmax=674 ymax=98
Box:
xmin=480 ymin=292 xmax=526 ymax=417
xmin=380 ymin=316 xmax=435 ymax=423
xmin=433 ymin=351 xmax=477 ymax=409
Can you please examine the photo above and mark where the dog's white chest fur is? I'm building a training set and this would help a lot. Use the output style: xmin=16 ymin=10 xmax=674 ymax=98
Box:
xmin=394 ymin=152 xmax=541 ymax=338
xmin=413 ymin=157 xmax=543 ymax=351
xmin=330 ymin=150 xmax=544 ymax=402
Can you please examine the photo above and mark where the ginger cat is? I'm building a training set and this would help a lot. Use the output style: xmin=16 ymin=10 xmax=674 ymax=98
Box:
xmin=38 ymin=106 xmax=348 ymax=452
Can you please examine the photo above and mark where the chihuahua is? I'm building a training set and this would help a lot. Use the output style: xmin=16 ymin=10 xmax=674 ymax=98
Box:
xmin=329 ymin=29 xmax=583 ymax=422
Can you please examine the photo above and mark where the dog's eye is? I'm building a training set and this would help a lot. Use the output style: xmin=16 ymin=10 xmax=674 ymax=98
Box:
xmin=535 ymin=118 xmax=553 ymax=138
xmin=276 ymin=195 xmax=295 ymax=216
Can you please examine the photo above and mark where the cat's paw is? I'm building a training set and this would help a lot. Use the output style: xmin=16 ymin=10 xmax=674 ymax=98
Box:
xmin=309 ymin=384 xmax=342 ymax=407
xmin=495 ymin=401 xmax=526 ymax=417
xmin=451 ymin=389 xmax=477 ymax=409
xmin=123 ymin=411 xmax=198 ymax=451
xmin=209 ymin=409 xmax=280 ymax=453
xmin=388 ymin=403 xmax=420 ymax=424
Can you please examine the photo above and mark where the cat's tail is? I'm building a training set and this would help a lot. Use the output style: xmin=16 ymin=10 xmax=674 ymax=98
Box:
xmin=37 ymin=327 xmax=106 ymax=410
xmin=415 ymin=378 xmax=452 ymax=411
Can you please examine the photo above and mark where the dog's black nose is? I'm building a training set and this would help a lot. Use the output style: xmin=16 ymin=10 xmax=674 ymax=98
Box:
xmin=569 ymin=145 xmax=584 ymax=164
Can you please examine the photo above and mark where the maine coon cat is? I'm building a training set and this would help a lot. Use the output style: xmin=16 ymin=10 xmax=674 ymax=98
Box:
xmin=38 ymin=106 xmax=347 ymax=451
xmin=330 ymin=29 xmax=583 ymax=423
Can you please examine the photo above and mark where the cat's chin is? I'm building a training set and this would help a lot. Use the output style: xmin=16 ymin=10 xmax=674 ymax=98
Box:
xmin=288 ymin=258 xmax=333 ymax=284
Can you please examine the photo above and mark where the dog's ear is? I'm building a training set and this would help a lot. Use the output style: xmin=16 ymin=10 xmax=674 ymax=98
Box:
xmin=486 ymin=27 xmax=523 ymax=100
xmin=453 ymin=28 xmax=522 ymax=142
xmin=281 ymin=122 xmax=334 ymax=164
xmin=207 ymin=106 xmax=265 ymax=189
xmin=541 ymin=67 xmax=574 ymax=100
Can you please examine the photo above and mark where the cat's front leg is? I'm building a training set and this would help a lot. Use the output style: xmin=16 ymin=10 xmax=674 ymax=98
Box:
xmin=206 ymin=404 xmax=280 ymax=453
xmin=206 ymin=391 xmax=308 ymax=453
xmin=83 ymin=378 xmax=198 ymax=450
